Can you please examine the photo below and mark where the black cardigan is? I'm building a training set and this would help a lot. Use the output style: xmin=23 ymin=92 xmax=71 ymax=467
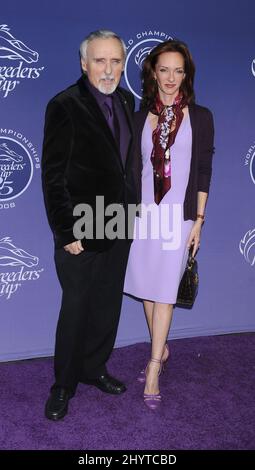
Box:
xmin=134 ymin=103 xmax=215 ymax=221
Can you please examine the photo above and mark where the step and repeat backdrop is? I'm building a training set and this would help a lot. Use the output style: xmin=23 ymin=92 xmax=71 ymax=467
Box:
xmin=1 ymin=0 xmax=254 ymax=360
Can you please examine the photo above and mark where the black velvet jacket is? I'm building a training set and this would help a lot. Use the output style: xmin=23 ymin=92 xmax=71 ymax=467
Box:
xmin=134 ymin=103 xmax=215 ymax=220
xmin=42 ymin=76 xmax=140 ymax=250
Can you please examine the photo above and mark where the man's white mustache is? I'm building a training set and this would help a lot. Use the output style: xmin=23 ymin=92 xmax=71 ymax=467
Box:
xmin=100 ymin=76 xmax=115 ymax=81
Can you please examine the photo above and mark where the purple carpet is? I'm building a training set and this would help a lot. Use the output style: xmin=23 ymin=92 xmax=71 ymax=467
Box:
xmin=0 ymin=333 xmax=254 ymax=450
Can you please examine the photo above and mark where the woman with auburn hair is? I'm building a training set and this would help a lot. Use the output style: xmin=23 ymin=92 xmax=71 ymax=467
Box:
xmin=124 ymin=39 xmax=214 ymax=409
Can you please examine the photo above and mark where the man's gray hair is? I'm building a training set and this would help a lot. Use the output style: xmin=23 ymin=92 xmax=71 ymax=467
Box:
xmin=80 ymin=30 xmax=126 ymax=61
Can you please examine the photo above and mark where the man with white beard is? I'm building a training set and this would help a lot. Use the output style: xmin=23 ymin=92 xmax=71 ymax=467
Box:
xmin=42 ymin=30 xmax=140 ymax=420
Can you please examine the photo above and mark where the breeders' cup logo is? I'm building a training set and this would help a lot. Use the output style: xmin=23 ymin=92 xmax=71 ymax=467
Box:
xmin=239 ymin=229 xmax=255 ymax=266
xmin=0 ymin=24 xmax=44 ymax=97
xmin=124 ymin=30 xmax=173 ymax=99
xmin=251 ymin=58 xmax=255 ymax=77
xmin=0 ymin=237 xmax=44 ymax=299
xmin=244 ymin=142 xmax=255 ymax=185
xmin=0 ymin=130 xmax=40 ymax=210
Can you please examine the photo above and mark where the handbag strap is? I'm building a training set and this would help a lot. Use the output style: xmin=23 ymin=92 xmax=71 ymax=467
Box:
xmin=187 ymin=247 xmax=196 ymax=270
xmin=187 ymin=257 xmax=195 ymax=270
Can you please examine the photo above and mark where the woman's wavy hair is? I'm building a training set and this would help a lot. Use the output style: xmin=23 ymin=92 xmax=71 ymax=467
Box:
xmin=141 ymin=39 xmax=195 ymax=108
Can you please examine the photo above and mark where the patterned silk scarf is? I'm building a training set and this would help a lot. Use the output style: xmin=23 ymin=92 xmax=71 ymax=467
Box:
xmin=150 ymin=93 xmax=186 ymax=204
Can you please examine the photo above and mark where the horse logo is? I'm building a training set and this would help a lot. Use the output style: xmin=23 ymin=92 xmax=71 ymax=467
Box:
xmin=135 ymin=46 xmax=152 ymax=69
xmin=124 ymin=32 xmax=173 ymax=99
xmin=0 ymin=143 xmax=23 ymax=162
xmin=0 ymin=135 xmax=33 ymax=201
xmin=0 ymin=24 xmax=39 ymax=63
xmin=239 ymin=229 xmax=255 ymax=266
xmin=0 ymin=237 xmax=39 ymax=267
xmin=125 ymin=38 xmax=162 ymax=99
xmin=251 ymin=58 xmax=255 ymax=78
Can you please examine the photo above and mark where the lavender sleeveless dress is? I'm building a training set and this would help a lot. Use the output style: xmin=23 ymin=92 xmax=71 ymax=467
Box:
xmin=124 ymin=113 xmax=194 ymax=304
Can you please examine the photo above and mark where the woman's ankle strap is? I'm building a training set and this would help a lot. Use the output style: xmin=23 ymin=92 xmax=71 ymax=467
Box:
xmin=150 ymin=358 xmax=162 ymax=364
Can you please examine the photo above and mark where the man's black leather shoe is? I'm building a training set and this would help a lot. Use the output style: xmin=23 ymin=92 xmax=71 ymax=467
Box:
xmin=82 ymin=373 xmax=127 ymax=395
xmin=45 ymin=387 xmax=71 ymax=421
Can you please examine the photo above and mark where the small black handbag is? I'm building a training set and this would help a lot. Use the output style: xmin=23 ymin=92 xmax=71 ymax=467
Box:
xmin=176 ymin=250 xmax=199 ymax=308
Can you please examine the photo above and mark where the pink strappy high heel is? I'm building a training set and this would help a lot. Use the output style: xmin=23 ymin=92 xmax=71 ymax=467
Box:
xmin=143 ymin=358 xmax=162 ymax=410
xmin=137 ymin=343 xmax=170 ymax=383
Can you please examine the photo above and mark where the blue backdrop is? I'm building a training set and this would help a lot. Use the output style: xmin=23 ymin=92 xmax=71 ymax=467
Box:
xmin=1 ymin=0 xmax=254 ymax=361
